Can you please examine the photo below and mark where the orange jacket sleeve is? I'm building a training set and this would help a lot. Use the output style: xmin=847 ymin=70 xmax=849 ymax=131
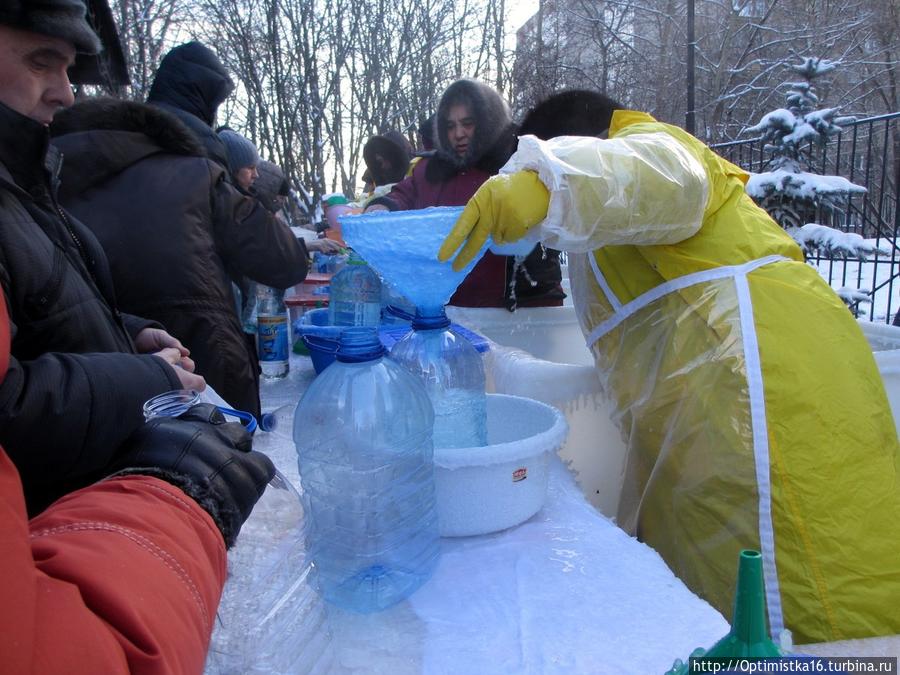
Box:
xmin=0 ymin=449 xmax=227 ymax=675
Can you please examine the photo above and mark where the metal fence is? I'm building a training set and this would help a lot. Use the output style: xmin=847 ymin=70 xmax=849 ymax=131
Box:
xmin=710 ymin=112 xmax=900 ymax=323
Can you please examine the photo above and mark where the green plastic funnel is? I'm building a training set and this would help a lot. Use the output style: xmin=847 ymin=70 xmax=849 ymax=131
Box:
xmin=666 ymin=549 xmax=783 ymax=674
xmin=339 ymin=207 xmax=488 ymax=315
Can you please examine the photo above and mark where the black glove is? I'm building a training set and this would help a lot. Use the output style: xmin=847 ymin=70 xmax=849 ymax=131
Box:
xmin=113 ymin=403 xmax=275 ymax=547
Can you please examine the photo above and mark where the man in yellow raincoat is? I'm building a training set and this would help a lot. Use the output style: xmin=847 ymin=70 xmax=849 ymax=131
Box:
xmin=439 ymin=90 xmax=900 ymax=645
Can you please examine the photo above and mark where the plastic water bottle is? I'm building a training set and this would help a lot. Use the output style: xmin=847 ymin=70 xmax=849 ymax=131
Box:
xmin=389 ymin=308 xmax=487 ymax=449
xmin=257 ymin=285 xmax=290 ymax=379
xmin=293 ymin=327 xmax=440 ymax=613
xmin=327 ymin=251 xmax=382 ymax=327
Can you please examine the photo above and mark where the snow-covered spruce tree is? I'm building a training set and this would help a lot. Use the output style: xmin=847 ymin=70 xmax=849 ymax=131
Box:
xmin=743 ymin=57 xmax=885 ymax=312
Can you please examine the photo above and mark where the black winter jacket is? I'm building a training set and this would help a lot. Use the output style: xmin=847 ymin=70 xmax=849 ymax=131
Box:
xmin=0 ymin=102 xmax=182 ymax=515
xmin=51 ymin=98 xmax=310 ymax=419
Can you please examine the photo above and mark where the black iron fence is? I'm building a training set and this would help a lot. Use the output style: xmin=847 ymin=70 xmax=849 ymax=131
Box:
xmin=710 ymin=112 xmax=900 ymax=323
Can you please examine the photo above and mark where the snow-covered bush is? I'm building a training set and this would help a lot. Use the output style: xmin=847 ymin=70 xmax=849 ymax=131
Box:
xmin=789 ymin=223 xmax=890 ymax=260
xmin=743 ymin=57 xmax=875 ymax=314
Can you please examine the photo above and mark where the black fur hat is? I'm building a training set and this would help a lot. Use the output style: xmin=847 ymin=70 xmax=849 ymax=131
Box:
xmin=256 ymin=160 xmax=290 ymax=201
xmin=519 ymin=89 xmax=623 ymax=140
xmin=0 ymin=0 xmax=101 ymax=54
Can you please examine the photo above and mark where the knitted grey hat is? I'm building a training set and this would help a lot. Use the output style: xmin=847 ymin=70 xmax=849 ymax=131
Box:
xmin=218 ymin=129 xmax=259 ymax=175
xmin=0 ymin=0 xmax=101 ymax=54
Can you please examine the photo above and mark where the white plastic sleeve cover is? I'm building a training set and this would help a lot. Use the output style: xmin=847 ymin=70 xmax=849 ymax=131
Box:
xmin=501 ymin=133 xmax=709 ymax=253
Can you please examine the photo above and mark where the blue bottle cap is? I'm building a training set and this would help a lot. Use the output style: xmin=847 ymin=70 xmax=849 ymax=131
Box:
xmin=411 ymin=307 xmax=451 ymax=331
xmin=336 ymin=327 xmax=385 ymax=363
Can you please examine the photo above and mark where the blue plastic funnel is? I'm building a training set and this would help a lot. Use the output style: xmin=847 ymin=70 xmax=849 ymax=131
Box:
xmin=340 ymin=207 xmax=488 ymax=315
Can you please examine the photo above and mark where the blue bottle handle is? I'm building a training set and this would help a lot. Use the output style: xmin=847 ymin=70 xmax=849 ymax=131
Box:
xmin=214 ymin=405 xmax=292 ymax=490
xmin=215 ymin=406 xmax=258 ymax=434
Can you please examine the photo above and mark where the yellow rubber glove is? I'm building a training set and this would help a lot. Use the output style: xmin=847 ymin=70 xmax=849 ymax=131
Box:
xmin=438 ymin=171 xmax=550 ymax=271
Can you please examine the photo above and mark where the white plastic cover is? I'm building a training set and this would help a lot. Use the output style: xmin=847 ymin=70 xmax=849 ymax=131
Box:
xmin=502 ymin=133 xmax=709 ymax=252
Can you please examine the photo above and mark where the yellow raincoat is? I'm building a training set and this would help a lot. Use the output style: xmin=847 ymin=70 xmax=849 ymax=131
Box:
xmin=504 ymin=111 xmax=900 ymax=644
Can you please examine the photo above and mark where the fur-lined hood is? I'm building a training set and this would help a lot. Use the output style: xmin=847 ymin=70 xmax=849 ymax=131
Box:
xmin=51 ymin=97 xmax=207 ymax=197
xmin=426 ymin=79 xmax=518 ymax=183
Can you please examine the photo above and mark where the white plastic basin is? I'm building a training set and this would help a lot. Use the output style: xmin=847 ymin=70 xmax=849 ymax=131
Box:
xmin=434 ymin=394 xmax=568 ymax=537
xmin=447 ymin=305 xmax=626 ymax=518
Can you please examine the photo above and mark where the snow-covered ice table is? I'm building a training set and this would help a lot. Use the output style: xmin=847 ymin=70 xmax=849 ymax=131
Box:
xmin=202 ymin=353 xmax=730 ymax=674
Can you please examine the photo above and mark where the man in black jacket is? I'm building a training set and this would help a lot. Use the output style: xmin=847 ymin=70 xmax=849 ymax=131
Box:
xmin=0 ymin=2 xmax=205 ymax=515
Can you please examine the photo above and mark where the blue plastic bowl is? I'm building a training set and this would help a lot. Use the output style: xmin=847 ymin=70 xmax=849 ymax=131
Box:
xmin=296 ymin=308 xmax=342 ymax=374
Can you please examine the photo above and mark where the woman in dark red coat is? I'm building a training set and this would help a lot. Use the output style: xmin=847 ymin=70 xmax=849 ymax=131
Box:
xmin=367 ymin=79 xmax=565 ymax=310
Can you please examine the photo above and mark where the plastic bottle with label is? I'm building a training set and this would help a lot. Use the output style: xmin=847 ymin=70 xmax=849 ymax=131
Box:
xmin=293 ymin=327 xmax=440 ymax=613
xmin=327 ymin=251 xmax=382 ymax=327
xmin=389 ymin=307 xmax=487 ymax=449
xmin=257 ymin=285 xmax=290 ymax=379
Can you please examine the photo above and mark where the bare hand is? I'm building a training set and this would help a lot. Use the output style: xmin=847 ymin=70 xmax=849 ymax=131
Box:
xmin=153 ymin=348 xmax=206 ymax=390
xmin=306 ymin=238 xmax=344 ymax=254
xmin=173 ymin=366 xmax=206 ymax=391
xmin=135 ymin=328 xmax=188 ymax=356
xmin=136 ymin=328 xmax=196 ymax=371
xmin=364 ymin=204 xmax=389 ymax=213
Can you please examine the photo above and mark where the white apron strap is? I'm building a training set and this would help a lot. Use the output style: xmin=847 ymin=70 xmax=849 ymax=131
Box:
xmin=585 ymin=254 xmax=789 ymax=347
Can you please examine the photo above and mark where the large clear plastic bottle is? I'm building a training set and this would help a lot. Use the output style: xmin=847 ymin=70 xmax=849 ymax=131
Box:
xmin=257 ymin=285 xmax=290 ymax=379
xmin=293 ymin=327 xmax=440 ymax=613
xmin=389 ymin=307 xmax=488 ymax=449
xmin=327 ymin=251 xmax=382 ymax=327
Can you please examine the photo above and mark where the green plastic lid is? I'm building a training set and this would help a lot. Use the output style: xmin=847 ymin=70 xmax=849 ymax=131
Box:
xmin=324 ymin=194 xmax=349 ymax=207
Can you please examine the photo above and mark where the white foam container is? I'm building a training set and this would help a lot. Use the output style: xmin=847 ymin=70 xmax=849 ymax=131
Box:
xmin=433 ymin=393 xmax=568 ymax=537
